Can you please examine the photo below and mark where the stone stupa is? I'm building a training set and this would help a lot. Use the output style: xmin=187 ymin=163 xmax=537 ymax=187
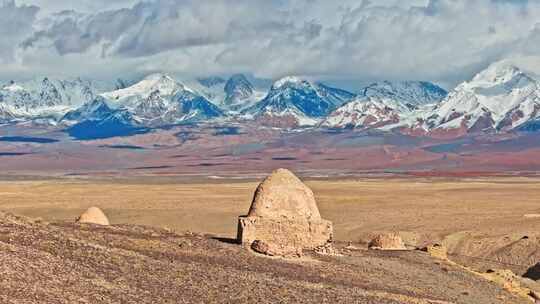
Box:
xmin=76 ymin=207 xmax=110 ymax=226
xmin=237 ymin=169 xmax=333 ymax=256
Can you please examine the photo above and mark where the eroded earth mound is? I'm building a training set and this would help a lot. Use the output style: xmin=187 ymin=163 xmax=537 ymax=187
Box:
xmin=369 ymin=232 xmax=407 ymax=250
xmin=76 ymin=206 xmax=110 ymax=226
xmin=237 ymin=168 xmax=333 ymax=256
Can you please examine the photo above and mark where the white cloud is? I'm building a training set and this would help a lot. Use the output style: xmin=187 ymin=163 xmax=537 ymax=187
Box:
xmin=0 ymin=0 xmax=39 ymax=63
xmin=15 ymin=0 xmax=139 ymax=14
xmin=3 ymin=0 xmax=540 ymax=89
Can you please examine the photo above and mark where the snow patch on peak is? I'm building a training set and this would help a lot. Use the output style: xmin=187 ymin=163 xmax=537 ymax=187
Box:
xmin=322 ymin=96 xmax=414 ymax=129
xmin=471 ymin=62 xmax=523 ymax=86
xmin=361 ymin=81 xmax=447 ymax=106
xmin=97 ymin=73 xmax=225 ymax=126
xmin=0 ymin=102 xmax=18 ymax=122
xmin=102 ymin=74 xmax=184 ymax=101
xmin=426 ymin=62 xmax=540 ymax=133
xmin=462 ymin=62 xmax=536 ymax=96
xmin=223 ymin=74 xmax=257 ymax=111
xmin=143 ymin=73 xmax=175 ymax=81
xmin=3 ymin=82 xmax=24 ymax=92
xmin=0 ymin=77 xmax=107 ymax=120
xmin=272 ymin=76 xmax=309 ymax=89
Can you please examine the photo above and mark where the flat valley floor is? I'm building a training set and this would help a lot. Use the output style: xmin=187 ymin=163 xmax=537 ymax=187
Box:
xmin=3 ymin=176 xmax=540 ymax=303
xmin=2 ymin=176 xmax=540 ymax=241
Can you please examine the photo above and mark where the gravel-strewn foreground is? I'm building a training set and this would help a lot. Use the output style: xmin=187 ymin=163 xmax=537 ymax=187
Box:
xmin=0 ymin=212 xmax=528 ymax=304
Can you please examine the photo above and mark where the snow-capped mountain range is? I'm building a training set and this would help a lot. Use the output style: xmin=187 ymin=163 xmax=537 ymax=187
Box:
xmin=321 ymin=96 xmax=415 ymax=129
xmin=241 ymin=76 xmax=356 ymax=127
xmin=0 ymin=77 xmax=110 ymax=122
xmin=100 ymin=73 xmax=223 ymax=126
xmin=321 ymin=62 xmax=540 ymax=134
xmin=425 ymin=64 xmax=540 ymax=133
xmin=321 ymin=81 xmax=447 ymax=129
xmin=190 ymin=74 xmax=266 ymax=113
xmin=361 ymin=81 xmax=448 ymax=106
xmin=1 ymin=60 xmax=540 ymax=139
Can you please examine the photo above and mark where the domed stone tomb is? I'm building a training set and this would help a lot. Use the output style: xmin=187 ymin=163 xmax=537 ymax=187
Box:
xmin=237 ymin=169 xmax=333 ymax=255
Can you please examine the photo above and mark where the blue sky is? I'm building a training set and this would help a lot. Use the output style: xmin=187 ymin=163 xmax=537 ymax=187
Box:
xmin=1 ymin=0 xmax=540 ymax=89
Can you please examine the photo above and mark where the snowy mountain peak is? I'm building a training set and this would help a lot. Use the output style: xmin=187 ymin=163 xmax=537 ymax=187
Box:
xmin=143 ymin=73 xmax=175 ymax=82
xmin=243 ymin=77 xmax=354 ymax=127
xmin=2 ymin=82 xmax=24 ymax=92
xmin=62 ymin=96 xmax=113 ymax=123
xmin=322 ymin=95 xmax=419 ymax=130
xmin=471 ymin=63 xmax=524 ymax=86
xmin=223 ymin=74 xmax=255 ymax=109
xmin=272 ymin=76 xmax=310 ymax=89
xmin=84 ymin=96 xmax=111 ymax=112
xmin=226 ymin=74 xmax=252 ymax=89
xmin=0 ymin=102 xmax=17 ymax=122
xmin=97 ymin=73 xmax=225 ymax=126
xmin=143 ymin=73 xmax=184 ymax=92
xmin=361 ymin=81 xmax=447 ymax=105
xmin=0 ymin=77 xmax=107 ymax=120
xmin=426 ymin=63 xmax=540 ymax=133
xmin=321 ymin=80 xmax=444 ymax=130
xmin=103 ymin=73 xmax=183 ymax=101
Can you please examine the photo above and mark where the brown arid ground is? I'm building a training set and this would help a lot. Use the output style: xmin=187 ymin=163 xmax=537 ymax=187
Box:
xmin=0 ymin=211 xmax=532 ymax=304
xmin=2 ymin=176 xmax=540 ymax=244
xmin=2 ymin=176 xmax=540 ymax=303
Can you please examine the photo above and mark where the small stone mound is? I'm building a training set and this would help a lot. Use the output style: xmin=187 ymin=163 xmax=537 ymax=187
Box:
xmin=314 ymin=243 xmax=341 ymax=256
xmin=76 ymin=207 xmax=110 ymax=226
xmin=369 ymin=233 xmax=407 ymax=250
xmin=237 ymin=169 xmax=333 ymax=257
xmin=420 ymin=243 xmax=448 ymax=259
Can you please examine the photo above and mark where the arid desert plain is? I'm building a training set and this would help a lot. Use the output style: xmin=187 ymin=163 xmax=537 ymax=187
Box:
xmin=3 ymin=175 xmax=540 ymax=303
xmin=2 ymin=176 xmax=540 ymax=242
